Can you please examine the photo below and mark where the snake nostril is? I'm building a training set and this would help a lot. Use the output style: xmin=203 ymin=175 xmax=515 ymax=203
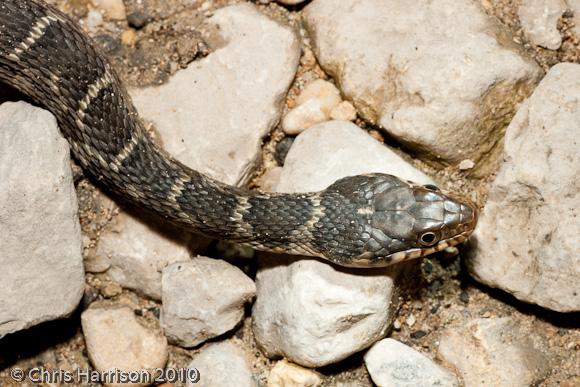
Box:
xmin=423 ymin=184 xmax=440 ymax=191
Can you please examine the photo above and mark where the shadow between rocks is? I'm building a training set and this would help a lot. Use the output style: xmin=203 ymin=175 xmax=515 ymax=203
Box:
xmin=0 ymin=306 xmax=82 ymax=370
xmin=458 ymin=256 xmax=580 ymax=329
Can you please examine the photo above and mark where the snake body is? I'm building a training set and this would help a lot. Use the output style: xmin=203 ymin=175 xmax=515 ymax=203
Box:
xmin=0 ymin=0 xmax=477 ymax=267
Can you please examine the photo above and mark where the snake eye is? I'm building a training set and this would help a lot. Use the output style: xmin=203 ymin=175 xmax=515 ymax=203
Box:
xmin=419 ymin=231 xmax=439 ymax=246
xmin=423 ymin=184 xmax=440 ymax=191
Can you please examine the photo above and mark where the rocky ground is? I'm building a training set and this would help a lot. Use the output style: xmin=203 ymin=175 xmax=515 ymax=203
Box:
xmin=0 ymin=0 xmax=579 ymax=386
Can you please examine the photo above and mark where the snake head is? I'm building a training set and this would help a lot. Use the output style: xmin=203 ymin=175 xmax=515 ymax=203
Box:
xmin=327 ymin=173 xmax=478 ymax=267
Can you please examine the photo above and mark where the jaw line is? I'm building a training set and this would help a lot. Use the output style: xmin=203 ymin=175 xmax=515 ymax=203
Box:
xmin=346 ymin=228 xmax=476 ymax=268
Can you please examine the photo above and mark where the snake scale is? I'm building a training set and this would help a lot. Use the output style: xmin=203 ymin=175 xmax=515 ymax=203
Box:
xmin=0 ymin=0 xmax=477 ymax=267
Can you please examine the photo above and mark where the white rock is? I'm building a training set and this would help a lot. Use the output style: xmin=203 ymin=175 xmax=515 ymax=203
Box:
xmin=467 ymin=63 xmax=580 ymax=312
xmin=92 ymin=0 xmax=127 ymax=20
xmin=252 ymin=121 xmax=434 ymax=368
xmin=81 ymin=306 xmax=168 ymax=387
xmin=161 ymin=257 xmax=256 ymax=347
xmin=458 ymin=159 xmax=475 ymax=170
xmin=0 ymin=102 xmax=84 ymax=338
xmin=187 ymin=341 xmax=256 ymax=387
xmin=295 ymin=79 xmax=341 ymax=109
xmin=268 ymin=360 xmax=322 ymax=387
xmin=519 ymin=0 xmax=566 ymax=49
xmin=330 ymin=101 xmax=357 ymax=121
xmin=304 ymin=0 xmax=542 ymax=172
xmin=282 ymin=99 xmax=329 ymax=135
xmin=364 ymin=339 xmax=458 ymax=387
xmin=438 ymin=318 xmax=549 ymax=387
xmin=283 ymin=79 xmax=342 ymax=135
xmin=253 ymin=255 xmax=399 ymax=368
xmin=96 ymin=204 xmax=201 ymax=300
xmin=277 ymin=121 xmax=435 ymax=192
xmin=131 ymin=4 xmax=300 ymax=185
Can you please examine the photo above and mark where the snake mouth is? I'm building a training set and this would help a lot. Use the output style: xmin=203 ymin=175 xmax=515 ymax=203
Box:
xmin=348 ymin=233 xmax=472 ymax=268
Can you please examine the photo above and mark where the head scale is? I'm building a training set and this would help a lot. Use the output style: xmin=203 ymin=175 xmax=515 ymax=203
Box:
xmin=343 ymin=174 xmax=478 ymax=267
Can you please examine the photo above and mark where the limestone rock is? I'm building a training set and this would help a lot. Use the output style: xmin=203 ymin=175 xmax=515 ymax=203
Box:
xmin=187 ymin=341 xmax=256 ymax=387
xmin=438 ymin=318 xmax=549 ymax=387
xmin=96 ymin=204 xmax=201 ymax=300
xmin=364 ymin=339 xmax=458 ymax=387
xmin=0 ymin=101 xmax=84 ymax=338
xmin=81 ymin=306 xmax=168 ymax=387
xmin=131 ymin=3 xmax=300 ymax=185
xmin=252 ymin=121 xmax=433 ymax=367
xmin=467 ymin=63 xmax=580 ymax=312
xmin=161 ymin=257 xmax=256 ymax=347
xmin=277 ymin=121 xmax=435 ymax=192
xmin=304 ymin=0 xmax=542 ymax=174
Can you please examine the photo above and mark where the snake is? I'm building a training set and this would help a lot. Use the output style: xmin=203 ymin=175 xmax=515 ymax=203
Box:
xmin=0 ymin=0 xmax=477 ymax=268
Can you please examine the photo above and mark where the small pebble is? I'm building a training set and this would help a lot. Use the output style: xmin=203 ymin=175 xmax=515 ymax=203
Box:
xmin=127 ymin=11 xmax=151 ymax=29
xmin=406 ymin=313 xmax=416 ymax=327
xmin=92 ymin=0 xmax=127 ymax=21
xmin=121 ymin=29 xmax=137 ymax=46
xmin=300 ymin=49 xmax=317 ymax=69
xmin=282 ymin=79 xmax=342 ymax=135
xmin=268 ymin=359 xmax=322 ymax=387
xmin=101 ymin=282 xmax=122 ymax=298
xmin=330 ymin=101 xmax=357 ymax=121
xmin=295 ymin=79 xmax=341 ymax=108
xmin=81 ymin=286 xmax=100 ymax=308
xmin=411 ymin=330 xmax=427 ymax=339
xmin=518 ymin=0 xmax=565 ymax=49
xmin=442 ymin=246 xmax=459 ymax=259
xmin=458 ymin=159 xmax=475 ymax=170
xmin=393 ymin=319 xmax=402 ymax=330
xmin=85 ymin=9 xmax=104 ymax=31
xmin=459 ymin=291 xmax=470 ymax=304
xmin=282 ymin=99 xmax=329 ymax=135
xmin=148 ymin=306 xmax=161 ymax=319
xmin=368 ymin=129 xmax=384 ymax=142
